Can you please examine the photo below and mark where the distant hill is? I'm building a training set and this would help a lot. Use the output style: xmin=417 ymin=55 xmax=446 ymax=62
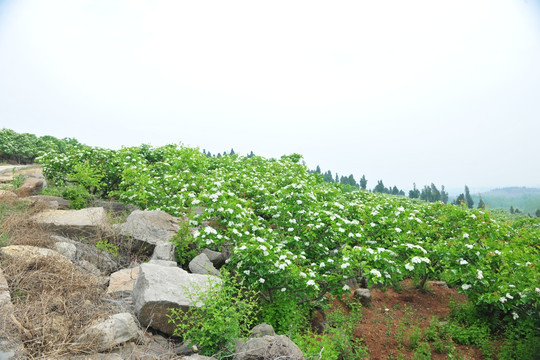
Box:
xmin=472 ymin=187 xmax=540 ymax=215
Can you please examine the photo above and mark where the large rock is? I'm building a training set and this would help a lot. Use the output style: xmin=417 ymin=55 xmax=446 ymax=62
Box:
xmin=116 ymin=210 xmax=179 ymax=256
xmin=0 ymin=190 xmax=17 ymax=202
xmin=91 ymin=200 xmax=138 ymax=216
xmin=202 ymin=248 xmax=226 ymax=268
xmin=234 ymin=335 xmax=304 ymax=360
xmin=14 ymin=177 xmax=45 ymax=198
xmin=0 ymin=245 xmax=72 ymax=267
xmin=33 ymin=207 xmax=109 ymax=238
xmin=132 ymin=262 xmax=221 ymax=335
xmin=189 ymin=253 xmax=219 ymax=276
xmin=107 ymin=267 xmax=140 ymax=297
xmin=75 ymin=313 xmax=138 ymax=352
xmin=353 ymin=288 xmax=372 ymax=306
xmin=52 ymin=235 xmax=120 ymax=274
xmin=28 ymin=195 xmax=71 ymax=210
xmin=150 ymin=241 xmax=176 ymax=262
xmin=250 ymin=323 xmax=276 ymax=338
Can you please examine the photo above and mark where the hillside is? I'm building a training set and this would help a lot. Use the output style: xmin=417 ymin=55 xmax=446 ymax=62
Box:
xmin=1 ymin=132 xmax=539 ymax=359
xmin=472 ymin=187 xmax=540 ymax=214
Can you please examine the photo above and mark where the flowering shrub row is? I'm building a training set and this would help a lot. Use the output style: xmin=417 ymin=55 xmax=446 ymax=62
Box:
xmin=37 ymin=143 xmax=539 ymax=328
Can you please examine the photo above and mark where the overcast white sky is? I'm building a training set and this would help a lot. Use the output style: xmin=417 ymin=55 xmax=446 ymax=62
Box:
xmin=1 ymin=0 xmax=539 ymax=193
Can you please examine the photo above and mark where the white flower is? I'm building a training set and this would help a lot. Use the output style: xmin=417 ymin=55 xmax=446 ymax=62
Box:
xmin=299 ymin=272 xmax=307 ymax=277
xmin=288 ymin=227 xmax=294 ymax=232
xmin=462 ymin=284 xmax=471 ymax=290
xmin=465 ymin=244 xmax=473 ymax=249
xmin=370 ymin=269 xmax=382 ymax=278
xmin=319 ymin=262 xmax=325 ymax=268
xmin=296 ymin=200 xmax=302 ymax=205
xmin=495 ymin=250 xmax=501 ymax=255
xmin=258 ymin=278 xmax=265 ymax=284
xmin=405 ymin=263 xmax=414 ymax=271
xmin=506 ymin=293 xmax=513 ymax=299
xmin=463 ymin=233 xmax=469 ymax=239
xmin=512 ymin=311 xmax=519 ymax=320
xmin=281 ymin=287 xmax=286 ymax=292
xmin=307 ymin=280 xmax=316 ymax=286
xmin=411 ymin=256 xmax=422 ymax=264
xmin=243 ymin=270 xmax=250 ymax=275
xmin=340 ymin=263 xmax=350 ymax=269
xmin=370 ymin=222 xmax=377 ymax=227
xmin=459 ymin=259 xmax=468 ymax=265
xmin=477 ymin=270 xmax=483 ymax=280
xmin=471 ymin=214 xmax=476 ymax=219
xmin=395 ymin=227 xmax=402 ymax=233
xmin=499 ymin=296 xmax=507 ymax=303
xmin=342 ymin=284 xmax=350 ymax=291
xmin=536 ymin=288 xmax=540 ymax=294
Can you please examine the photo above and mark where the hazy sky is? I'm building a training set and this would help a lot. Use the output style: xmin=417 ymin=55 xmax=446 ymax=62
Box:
xmin=1 ymin=0 xmax=539 ymax=193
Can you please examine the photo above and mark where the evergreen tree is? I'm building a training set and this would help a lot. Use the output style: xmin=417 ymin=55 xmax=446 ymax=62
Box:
xmin=391 ymin=186 xmax=399 ymax=195
xmin=535 ymin=209 xmax=540 ymax=217
xmin=398 ymin=190 xmax=405 ymax=196
xmin=373 ymin=180 xmax=386 ymax=193
xmin=454 ymin=194 xmax=465 ymax=206
xmin=464 ymin=185 xmax=474 ymax=209
xmin=510 ymin=206 xmax=514 ymax=214
xmin=247 ymin=151 xmax=255 ymax=158
xmin=430 ymin=183 xmax=441 ymax=202
xmin=359 ymin=175 xmax=367 ymax=190
xmin=230 ymin=148 xmax=235 ymax=155
xmin=315 ymin=165 xmax=321 ymax=174
xmin=409 ymin=183 xmax=420 ymax=199
xmin=477 ymin=196 xmax=485 ymax=209
xmin=440 ymin=185 xmax=449 ymax=203
xmin=335 ymin=174 xmax=339 ymax=183
xmin=323 ymin=170 xmax=333 ymax=183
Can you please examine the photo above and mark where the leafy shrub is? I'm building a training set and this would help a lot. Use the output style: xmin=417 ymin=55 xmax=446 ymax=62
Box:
xmin=168 ymin=271 xmax=258 ymax=357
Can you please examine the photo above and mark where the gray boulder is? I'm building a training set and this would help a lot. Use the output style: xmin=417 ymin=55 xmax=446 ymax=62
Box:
xmin=189 ymin=253 xmax=219 ymax=276
xmin=234 ymin=335 xmax=304 ymax=360
xmin=91 ymin=200 xmax=138 ymax=216
xmin=33 ymin=207 xmax=109 ymax=238
xmin=0 ymin=190 xmax=17 ymax=202
xmin=0 ymin=245 xmax=72 ymax=267
xmin=250 ymin=323 xmax=276 ymax=338
xmin=116 ymin=210 xmax=179 ymax=255
xmin=132 ymin=262 xmax=221 ymax=335
xmin=202 ymin=249 xmax=226 ymax=268
xmin=15 ymin=177 xmax=45 ymax=197
xmin=354 ymin=288 xmax=372 ymax=306
xmin=28 ymin=195 xmax=71 ymax=210
xmin=75 ymin=313 xmax=138 ymax=352
xmin=151 ymin=241 xmax=176 ymax=262
xmin=52 ymin=235 xmax=120 ymax=275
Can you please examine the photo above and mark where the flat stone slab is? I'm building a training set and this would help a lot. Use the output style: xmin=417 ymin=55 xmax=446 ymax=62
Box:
xmin=0 ymin=245 xmax=72 ymax=267
xmin=33 ymin=207 xmax=109 ymax=237
xmin=132 ymin=263 xmax=221 ymax=335
xmin=107 ymin=267 xmax=140 ymax=297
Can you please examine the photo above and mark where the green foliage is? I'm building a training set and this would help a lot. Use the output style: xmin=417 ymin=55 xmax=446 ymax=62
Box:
xmin=11 ymin=174 xmax=25 ymax=189
xmin=168 ymin=271 xmax=258 ymax=357
xmin=96 ymin=240 xmax=119 ymax=258
xmin=170 ymin=221 xmax=198 ymax=268
xmin=258 ymin=294 xmax=309 ymax=336
xmin=11 ymin=129 xmax=537 ymax=357
xmin=61 ymin=185 xmax=93 ymax=209
xmin=295 ymin=300 xmax=368 ymax=360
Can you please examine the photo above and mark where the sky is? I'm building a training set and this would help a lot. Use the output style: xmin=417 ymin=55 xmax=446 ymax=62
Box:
xmin=1 ymin=0 xmax=539 ymax=194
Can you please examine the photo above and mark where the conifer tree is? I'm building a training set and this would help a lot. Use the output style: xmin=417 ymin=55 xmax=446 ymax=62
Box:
xmin=315 ymin=165 xmax=321 ymax=174
xmin=464 ymin=186 xmax=474 ymax=209
xmin=441 ymin=185 xmax=449 ymax=203
xmin=477 ymin=196 xmax=485 ymax=209
xmin=409 ymin=183 xmax=420 ymax=199
xmin=359 ymin=175 xmax=367 ymax=190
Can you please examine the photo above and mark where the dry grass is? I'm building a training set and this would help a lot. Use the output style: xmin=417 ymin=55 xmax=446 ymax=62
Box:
xmin=0 ymin=196 xmax=115 ymax=359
